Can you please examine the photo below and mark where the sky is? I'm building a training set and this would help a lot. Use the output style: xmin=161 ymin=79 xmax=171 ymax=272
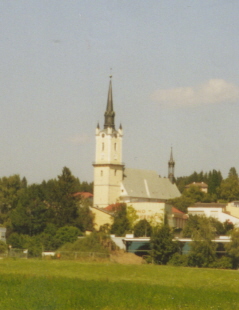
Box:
xmin=1 ymin=0 xmax=239 ymax=184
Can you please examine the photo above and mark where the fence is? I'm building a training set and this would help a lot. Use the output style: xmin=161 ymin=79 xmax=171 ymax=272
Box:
xmin=46 ymin=251 xmax=110 ymax=261
xmin=0 ymin=248 xmax=28 ymax=259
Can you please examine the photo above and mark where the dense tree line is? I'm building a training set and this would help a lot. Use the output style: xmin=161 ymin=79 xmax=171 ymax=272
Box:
xmin=176 ymin=169 xmax=223 ymax=194
xmin=169 ymin=167 xmax=239 ymax=212
xmin=150 ymin=216 xmax=239 ymax=269
xmin=0 ymin=167 xmax=94 ymax=255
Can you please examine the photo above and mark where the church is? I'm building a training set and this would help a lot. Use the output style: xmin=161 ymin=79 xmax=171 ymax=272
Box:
xmin=92 ymin=77 xmax=181 ymax=230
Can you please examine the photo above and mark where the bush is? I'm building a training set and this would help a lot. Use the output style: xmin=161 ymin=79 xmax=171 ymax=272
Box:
xmin=134 ymin=220 xmax=152 ymax=237
xmin=54 ymin=226 xmax=81 ymax=248
xmin=59 ymin=232 xmax=116 ymax=253
xmin=208 ymin=256 xmax=233 ymax=269
xmin=7 ymin=233 xmax=29 ymax=249
xmin=0 ymin=240 xmax=7 ymax=254
xmin=150 ymin=225 xmax=180 ymax=265
xmin=168 ymin=253 xmax=189 ymax=267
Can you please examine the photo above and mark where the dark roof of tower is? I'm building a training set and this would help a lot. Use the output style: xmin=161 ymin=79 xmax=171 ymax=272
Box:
xmin=168 ymin=147 xmax=175 ymax=165
xmin=104 ymin=78 xmax=115 ymax=129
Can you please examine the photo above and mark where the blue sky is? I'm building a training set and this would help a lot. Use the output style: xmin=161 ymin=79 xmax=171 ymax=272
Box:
xmin=1 ymin=0 xmax=239 ymax=184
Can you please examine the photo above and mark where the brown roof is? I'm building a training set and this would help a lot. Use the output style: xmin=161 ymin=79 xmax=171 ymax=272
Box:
xmin=73 ymin=192 xmax=93 ymax=199
xmin=190 ymin=202 xmax=227 ymax=208
xmin=172 ymin=207 xmax=185 ymax=214
xmin=104 ymin=203 xmax=123 ymax=213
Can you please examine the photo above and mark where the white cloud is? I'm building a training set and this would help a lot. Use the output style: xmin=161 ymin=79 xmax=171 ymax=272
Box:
xmin=68 ymin=134 xmax=89 ymax=145
xmin=151 ymin=79 xmax=239 ymax=107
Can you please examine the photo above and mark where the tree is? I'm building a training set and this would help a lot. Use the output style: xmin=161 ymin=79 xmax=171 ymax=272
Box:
xmin=76 ymin=205 xmax=94 ymax=232
xmin=0 ymin=240 xmax=7 ymax=254
xmin=134 ymin=219 xmax=152 ymax=237
xmin=48 ymin=167 xmax=79 ymax=227
xmin=10 ymin=184 xmax=47 ymax=235
xmin=0 ymin=175 xmax=26 ymax=226
xmin=110 ymin=203 xmax=131 ymax=236
xmin=188 ymin=217 xmax=217 ymax=267
xmin=126 ymin=206 xmax=138 ymax=231
xmin=175 ymin=170 xmax=223 ymax=201
xmin=183 ymin=215 xmax=202 ymax=238
xmin=54 ymin=226 xmax=80 ymax=248
xmin=225 ymin=228 xmax=239 ymax=269
xmin=150 ymin=225 xmax=179 ymax=264
xmin=79 ymin=181 xmax=93 ymax=193
xmin=169 ymin=185 xmax=214 ymax=213
xmin=228 ymin=167 xmax=238 ymax=179
xmin=219 ymin=168 xmax=239 ymax=202
xmin=168 ymin=196 xmax=194 ymax=213
xmin=183 ymin=214 xmax=228 ymax=238
xmin=207 ymin=170 xmax=223 ymax=195
xmin=183 ymin=185 xmax=205 ymax=202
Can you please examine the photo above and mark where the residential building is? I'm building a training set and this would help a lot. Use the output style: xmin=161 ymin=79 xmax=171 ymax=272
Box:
xmin=188 ymin=202 xmax=239 ymax=226
xmin=0 ymin=227 xmax=6 ymax=243
xmin=172 ymin=207 xmax=188 ymax=229
xmin=185 ymin=182 xmax=208 ymax=193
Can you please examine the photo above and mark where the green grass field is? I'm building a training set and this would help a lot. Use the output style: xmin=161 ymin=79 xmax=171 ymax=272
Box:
xmin=0 ymin=259 xmax=238 ymax=310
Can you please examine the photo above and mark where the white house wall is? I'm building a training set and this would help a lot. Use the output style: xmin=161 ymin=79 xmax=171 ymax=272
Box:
xmin=188 ymin=207 xmax=239 ymax=226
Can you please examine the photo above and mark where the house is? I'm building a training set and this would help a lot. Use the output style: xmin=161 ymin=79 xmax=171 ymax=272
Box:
xmin=174 ymin=236 xmax=231 ymax=255
xmin=226 ymin=201 xmax=239 ymax=219
xmin=172 ymin=207 xmax=188 ymax=229
xmin=91 ymin=206 xmax=113 ymax=231
xmin=123 ymin=235 xmax=231 ymax=256
xmin=188 ymin=202 xmax=239 ymax=226
xmin=0 ymin=227 xmax=6 ymax=243
xmin=185 ymin=182 xmax=208 ymax=193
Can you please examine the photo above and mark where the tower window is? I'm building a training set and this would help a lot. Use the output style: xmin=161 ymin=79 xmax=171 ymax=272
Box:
xmin=114 ymin=170 xmax=117 ymax=176
xmin=114 ymin=143 xmax=117 ymax=151
xmin=102 ymin=143 xmax=104 ymax=151
xmin=101 ymin=170 xmax=103 ymax=176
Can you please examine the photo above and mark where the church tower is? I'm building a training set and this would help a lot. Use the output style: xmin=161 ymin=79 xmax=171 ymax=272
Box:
xmin=168 ymin=147 xmax=175 ymax=184
xmin=93 ymin=77 xmax=124 ymax=208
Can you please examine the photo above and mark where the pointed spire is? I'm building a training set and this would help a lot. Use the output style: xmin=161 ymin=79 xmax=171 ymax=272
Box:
xmin=169 ymin=147 xmax=175 ymax=164
xmin=97 ymin=122 xmax=100 ymax=129
xmin=168 ymin=147 xmax=175 ymax=183
xmin=104 ymin=76 xmax=115 ymax=129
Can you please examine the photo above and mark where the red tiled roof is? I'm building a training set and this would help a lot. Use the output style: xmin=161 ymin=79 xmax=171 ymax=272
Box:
xmin=172 ymin=207 xmax=185 ymax=214
xmin=73 ymin=192 xmax=93 ymax=199
xmin=104 ymin=203 xmax=123 ymax=212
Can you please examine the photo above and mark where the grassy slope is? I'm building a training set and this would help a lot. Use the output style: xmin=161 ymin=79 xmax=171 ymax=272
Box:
xmin=0 ymin=260 xmax=238 ymax=310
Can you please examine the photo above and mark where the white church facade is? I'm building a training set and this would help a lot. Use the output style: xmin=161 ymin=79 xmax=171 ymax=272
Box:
xmin=92 ymin=78 xmax=181 ymax=228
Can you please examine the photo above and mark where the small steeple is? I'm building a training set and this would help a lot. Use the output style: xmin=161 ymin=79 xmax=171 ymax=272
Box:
xmin=104 ymin=76 xmax=115 ymax=129
xmin=168 ymin=147 xmax=175 ymax=183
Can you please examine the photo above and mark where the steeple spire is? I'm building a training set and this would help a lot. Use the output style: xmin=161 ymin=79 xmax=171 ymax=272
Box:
xmin=168 ymin=147 xmax=175 ymax=183
xmin=104 ymin=76 xmax=115 ymax=129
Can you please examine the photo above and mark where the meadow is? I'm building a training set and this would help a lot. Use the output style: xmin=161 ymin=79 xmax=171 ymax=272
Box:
xmin=0 ymin=259 xmax=238 ymax=310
